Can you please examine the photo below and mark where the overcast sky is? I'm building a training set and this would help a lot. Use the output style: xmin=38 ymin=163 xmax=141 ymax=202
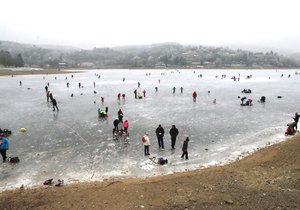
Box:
xmin=1 ymin=0 xmax=300 ymax=51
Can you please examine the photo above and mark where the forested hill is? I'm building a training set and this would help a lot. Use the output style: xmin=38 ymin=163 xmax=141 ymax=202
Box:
xmin=0 ymin=41 xmax=299 ymax=69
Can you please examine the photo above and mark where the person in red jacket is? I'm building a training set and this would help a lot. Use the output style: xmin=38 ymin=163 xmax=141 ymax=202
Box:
xmin=123 ymin=120 xmax=129 ymax=134
xmin=192 ymin=91 xmax=197 ymax=102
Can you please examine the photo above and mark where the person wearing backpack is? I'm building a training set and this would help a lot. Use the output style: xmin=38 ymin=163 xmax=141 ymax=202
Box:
xmin=142 ymin=133 xmax=150 ymax=156
xmin=0 ymin=134 xmax=9 ymax=162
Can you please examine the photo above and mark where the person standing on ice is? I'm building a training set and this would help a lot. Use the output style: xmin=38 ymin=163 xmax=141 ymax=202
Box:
xmin=143 ymin=90 xmax=146 ymax=98
xmin=155 ymin=87 xmax=158 ymax=92
xmin=78 ymin=82 xmax=81 ymax=88
xmin=180 ymin=87 xmax=183 ymax=94
xmin=52 ymin=98 xmax=59 ymax=111
xmin=113 ymin=119 xmax=120 ymax=133
xmin=0 ymin=134 xmax=9 ymax=162
xmin=19 ymin=81 xmax=22 ymax=86
xmin=138 ymin=82 xmax=141 ymax=88
xmin=169 ymin=125 xmax=179 ymax=149
xmin=192 ymin=91 xmax=197 ymax=102
xmin=173 ymin=87 xmax=176 ymax=94
xmin=118 ymin=109 xmax=124 ymax=122
xmin=155 ymin=124 xmax=165 ymax=150
xmin=181 ymin=137 xmax=189 ymax=160
xmin=293 ymin=112 xmax=300 ymax=130
xmin=142 ymin=132 xmax=150 ymax=156
xmin=134 ymin=89 xmax=137 ymax=99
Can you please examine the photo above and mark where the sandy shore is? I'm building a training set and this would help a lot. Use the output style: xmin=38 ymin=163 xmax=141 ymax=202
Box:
xmin=0 ymin=134 xmax=299 ymax=210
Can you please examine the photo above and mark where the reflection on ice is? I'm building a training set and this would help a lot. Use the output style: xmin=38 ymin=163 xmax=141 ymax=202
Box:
xmin=0 ymin=69 xmax=299 ymax=191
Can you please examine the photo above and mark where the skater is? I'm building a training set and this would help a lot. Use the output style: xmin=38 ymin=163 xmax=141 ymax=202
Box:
xmin=49 ymin=92 xmax=53 ymax=102
xmin=79 ymin=82 xmax=81 ymax=88
xmin=192 ymin=91 xmax=197 ymax=102
xmin=155 ymin=124 xmax=165 ymax=150
xmin=118 ymin=109 xmax=124 ymax=122
xmin=123 ymin=120 xmax=129 ymax=134
xmin=143 ymin=90 xmax=146 ymax=98
xmin=46 ymin=91 xmax=50 ymax=102
xmin=52 ymin=98 xmax=59 ymax=111
xmin=181 ymin=137 xmax=189 ymax=160
xmin=19 ymin=81 xmax=22 ymax=86
xmin=66 ymin=82 xmax=70 ymax=88
xmin=117 ymin=93 xmax=121 ymax=100
xmin=172 ymin=87 xmax=176 ymax=94
xmin=142 ymin=132 xmax=150 ymax=156
xmin=155 ymin=87 xmax=158 ymax=92
xmin=180 ymin=87 xmax=183 ymax=94
xmin=123 ymin=77 xmax=125 ymax=82
xmin=0 ymin=135 xmax=9 ymax=162
xmin=293 ymin=112 xmax=300 ymax=130
xmin=169 ymin=125 xmax=179 ymax=149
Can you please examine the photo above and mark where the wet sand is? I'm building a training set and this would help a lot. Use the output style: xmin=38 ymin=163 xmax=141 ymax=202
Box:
xmin=0 ymin=134 xmax=299 ymax=210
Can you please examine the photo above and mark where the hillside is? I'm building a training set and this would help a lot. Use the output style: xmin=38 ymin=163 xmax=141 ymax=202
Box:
xmin=1 ymin=40 xmax=299 ymax=69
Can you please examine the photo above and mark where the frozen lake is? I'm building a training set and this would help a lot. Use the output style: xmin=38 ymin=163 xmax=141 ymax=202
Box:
xmin=0 ymin=69 xmax=299 ymax=190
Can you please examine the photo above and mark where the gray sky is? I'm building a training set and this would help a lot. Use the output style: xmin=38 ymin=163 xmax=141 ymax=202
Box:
xmin=1 ymin=0 xmax=300 ymax=51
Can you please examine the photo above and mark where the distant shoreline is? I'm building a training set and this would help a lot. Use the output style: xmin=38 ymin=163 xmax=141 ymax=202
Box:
xmin=0 ymin=67 xmax=298 ymax=77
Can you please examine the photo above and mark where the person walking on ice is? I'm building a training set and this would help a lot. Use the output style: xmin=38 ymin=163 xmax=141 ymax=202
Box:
xmin=156 ymin=124 xmax=165 ymax=150
xmin=192 ymin=91 xmax=197 ymax=102
xmin=0 ymin=134 xmax=9 ymax=162
xmin=169 ymin=125 xmax=179 ymax=149
xmin=181 ymin=137 xmax=189 ymax=160
xmin=52 ymin=98 xmax=59 ymax=111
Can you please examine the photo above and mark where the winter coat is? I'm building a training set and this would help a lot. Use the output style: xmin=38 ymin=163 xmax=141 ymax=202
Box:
xmin=142 ymin=135 xmax=150 ymax=146
xmin=169 ymin=126 xmax=179 ymax=137
xmin=182 ymin=140 xmax=188 ymax=152
xmin=123 ymin=121 xmax=129 ymax=128
xmin=156 ymin=126 xmax=165 ymax=137
xmin=0 ymin=137 xmax=9 ymax=150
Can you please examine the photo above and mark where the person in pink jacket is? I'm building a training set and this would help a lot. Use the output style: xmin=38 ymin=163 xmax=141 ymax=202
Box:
xmin=123 ymin=120 xmax=129 ymax=134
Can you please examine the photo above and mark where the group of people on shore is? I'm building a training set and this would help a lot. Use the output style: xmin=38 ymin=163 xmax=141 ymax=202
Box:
xmin=285 ymin=112 xmax=300 ymax=135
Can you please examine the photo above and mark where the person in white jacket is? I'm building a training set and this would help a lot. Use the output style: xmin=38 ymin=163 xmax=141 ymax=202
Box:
xmin=142 ymin=133 xmax=150 ymax=156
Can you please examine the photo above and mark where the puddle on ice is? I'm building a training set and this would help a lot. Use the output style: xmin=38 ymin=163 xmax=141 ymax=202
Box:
xmin=0 ymin=69 xmax=299 ymax=191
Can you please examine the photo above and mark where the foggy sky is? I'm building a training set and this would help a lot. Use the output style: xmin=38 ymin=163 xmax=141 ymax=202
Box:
xmin=1 ymin=0 xmax=300 ymax=51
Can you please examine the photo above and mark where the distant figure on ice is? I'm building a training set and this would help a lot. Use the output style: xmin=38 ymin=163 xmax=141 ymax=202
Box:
xmin=293 ymin=112 xmax=300 ymax=130
xmin=0 ymin=135 xmax=9 ymax=162
xmin=156 ymin=124 xmax=165 ymax=150
xmin=52 ymin=98 xmax=59 ymax=111
xmin=118 ymin=109 xmax=124 ymax=122
xmin=169 ymin=125 xmax=179 ymax=149
xmin=192 ymin=91 xmax=197 ymax=102
xmin=79 ymin=82 xmax=81 ymax=88
xmin=138 ymin=82 xmax=140 ymax=88
xmin=180 ymin=87 xmax=183 ymax=94
xmin=134 ymin=89 xmax=137 ymax=99
xmin=213 ymin=99 xmax=217 ymax=104
xmin=45 ymin=85 xmax=48 ymax=92
xmin=46 ymin=91 xmax=50 ymax=102
xmin=101 ymin=97 xmax=104 ymax=103
xmin=117 ymin=93 xmax=121 ymax=100
xmin=172 ymin=87 xmax=176 ymax=94
xmin=181 ymin=137 xmax=189 ymax=160
xmin=123 ymin=77 xmax=125 ymax=82
xmin=155 ymin=87 xmax=158 ymax=92
xmin=93 ymin=81 xmax=95 ymax=88
xmin=123 ymin=120 xmax=129 ymax=134
xmin=258 ymin=96 xmax=266 ymax=103
xmin=143 ymin=90 xmax=146 ymax=98
xmin=105 ymin=107 xmax=108 ymax=117
xmin=240 ymin=97 xmax=247 ymax=105
xmin=49 ymin=92 xmax=53 ymax=102
xmin=19 ymin=81 xmax=22 ymax=86
xmin=142 ymin=132 xmax=150 ymax=156
xmin=66 ymin=82 xmax=70 ymax=88
xmin=122 ymin=94 xmax=126 ymax=100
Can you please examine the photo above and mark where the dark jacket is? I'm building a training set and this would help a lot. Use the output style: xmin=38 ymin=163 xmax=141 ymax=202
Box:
xmin=182 ymin=139 xmax=188 ymax=152
xmin=156 ymin=125 xmax=165 ymax=137
xmin=294 ymin=114 xmax=300 ymax=123
xmin=169 ymin=126 xmax=179 ymax=137
xmin=52 ymin=99 xmax=57 ymax=106
xmin=113 ymin=119 xmax=120 ymax=126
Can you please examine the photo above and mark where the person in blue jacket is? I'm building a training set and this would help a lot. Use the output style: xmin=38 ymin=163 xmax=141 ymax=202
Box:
xmin=0 ymin=135 xmax=9 ymax=162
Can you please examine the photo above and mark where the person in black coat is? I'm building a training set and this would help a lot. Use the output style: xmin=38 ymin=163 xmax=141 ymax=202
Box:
xmin=155 ymin=124 xmax=165 ymax=149
xmin=52 ymin=98 xmax=59 ymax=111
xmin=169 ymin=125 xmax=179 ymax=149
xmin=293 ymin=112 xmax=300 ymax=130
xmin=181 ymin=137 xmax=189 ymax=160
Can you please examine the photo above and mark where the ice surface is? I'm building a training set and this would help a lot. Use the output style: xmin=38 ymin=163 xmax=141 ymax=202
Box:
xmin=0 ymin=69 xmax=299 ymax=191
